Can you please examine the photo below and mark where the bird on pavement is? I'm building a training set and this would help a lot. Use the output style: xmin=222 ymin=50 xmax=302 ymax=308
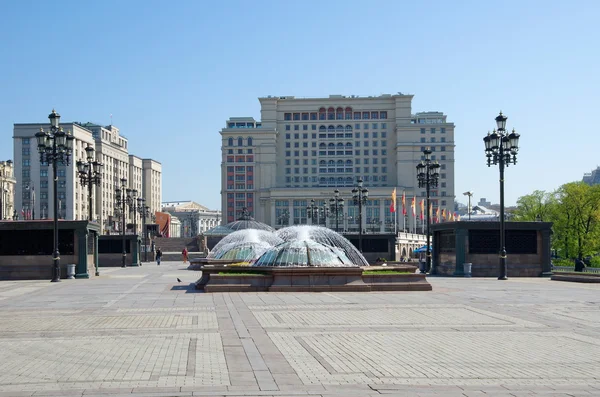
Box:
xmin=177 ymin=278 xmax=182 ymax=283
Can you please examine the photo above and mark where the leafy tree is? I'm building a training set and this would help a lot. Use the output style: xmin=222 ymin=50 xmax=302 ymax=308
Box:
xmin=512 ymin=190 xmax=555 ymax=221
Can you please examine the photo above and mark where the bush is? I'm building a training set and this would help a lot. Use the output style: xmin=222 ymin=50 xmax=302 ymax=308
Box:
xmin=553 ymin=259 xmax=573 ymax=268
xmin=375 ymin=257 xmax=387 ymax=262
xmin=590 ymin=256 xmax=600 ymax=267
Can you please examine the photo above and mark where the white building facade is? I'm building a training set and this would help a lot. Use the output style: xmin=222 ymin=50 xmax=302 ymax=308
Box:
xmin=0 ymin=160 xmax=16 ymax=220
xmin=220 ymin=94 xmax=455 ymax=232
xmin=13 ymin=120 xmax=162 ymax=234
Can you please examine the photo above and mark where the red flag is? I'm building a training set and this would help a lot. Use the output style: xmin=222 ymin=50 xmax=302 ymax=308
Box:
xmin=21 ymin=208 xmax=25 ymax=219
xmin=411 ymin=197 xmax=415 ymax=216
xmin=402 ymin=191 xmax=406 ymax=215
xmin=390 ymin=188 xmax=396 ymax=213
xmin=420 ymin=200 xmax=424 ymax=220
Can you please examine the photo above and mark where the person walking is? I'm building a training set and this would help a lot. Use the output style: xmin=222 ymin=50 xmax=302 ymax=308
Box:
xmin=156 ymin=247 xmax=162 ymax=266
xmin=182 ymin=247 xmax=188 ymax=264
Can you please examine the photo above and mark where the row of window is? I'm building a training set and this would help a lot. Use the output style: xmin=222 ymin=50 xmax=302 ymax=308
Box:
xmin=420 ymin=137 xmax=449 ymax=143
xmin=286 ymin=131 xmax=388 ymax=139
xmin=286 ymin=158 xmax=389 ymax=166
xmin=286 ymin=123 xmax=387 ymax=131
xmin=286 ymin=167 xmax=390 ymax=174
xmin=22 ymin=169 xmax=67 ymax=178
xmin=420 ymin=128 xmax=446 ymax=134
xmin=284 ymin=109 xmax=389 ymax=121
xmin=275 ymin=198 xmax=449 ymax=208
xmin=227 ymin=137 xmax=253 ymax=147
xmin=285 ymin=149 xmax=389 ymax=157
xmin=285 ymin=141 xmax=388 ymax=149
xmin=226 ymin=184 xmax=254 ymax=190
xmin=227 ymin=149 xmax=253 ymax=154
xmin=226 ymin=122 xmax=262 ymax=129
xmin=226 ymin=166 xmax=254 ymax=172
xmin=226 ymin=193 xmax=254 ymax=199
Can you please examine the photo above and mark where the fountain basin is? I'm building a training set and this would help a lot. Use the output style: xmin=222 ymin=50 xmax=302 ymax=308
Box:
xmin=195 ymin=266 xmax=431 ymax=292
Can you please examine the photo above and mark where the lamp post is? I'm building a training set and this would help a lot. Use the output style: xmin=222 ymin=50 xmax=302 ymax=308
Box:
xmin=0 ymin=160 xmax=13 ymax=220
xmin=484 ymin=112 xmax=520 ymax=280
xmin=137 ymin=197 xmax=149 ymax=262
xmin=34 ymin=110 xmax=74 ymax=282
xmin=352 ymin=178 xmax=369 ymax=252
xmin=463 ymin=191 xmax=473 ymax=221
xmin=329 ymin=189 xmax=345 ymax=232
xmin=416 ymin=148 xmax=440 ymax=274
xmin=277 ymin=209 xmax=290 ymax=227
xmin=76 ymin=145 xmax=103 ymax=221
xmin=307 ymin=199 xmax=319 ymax=225
xmin=115 ymin=178 xmax=128 ymax=268
xmin=126 ymin=189 xmax=138 ymax=265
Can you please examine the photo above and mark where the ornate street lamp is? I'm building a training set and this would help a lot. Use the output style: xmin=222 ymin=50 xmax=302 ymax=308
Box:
xmin=307 ymin=199 xmax=319 ymax=225
xmin=352 ymin=178 xmax=369 ymax=252
xmin=126 ymin=188 xmax=138 ymax=236
xmin=137 ymin=197 xmax=150 ymax=262
xmin=329 ymin=189 xmax=345 ymax=232
xmin=277 ymin=209 xmax=290 ymax=227
xmin=35 ymin=110 xmax=74 ymax=282
xmin=114 ymin=178 xmax=128 ymax=268
xmin=76 ymin=145 xmax=103 ymax=221
xmin=416 ymin=148 xmax=440 ymax=274
xmin=484 ymin=112 xmax=520 ymax=280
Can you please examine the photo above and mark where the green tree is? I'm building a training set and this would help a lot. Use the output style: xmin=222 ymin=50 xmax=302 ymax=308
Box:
xmin=512 ymin=190 xmax=555 ymax=221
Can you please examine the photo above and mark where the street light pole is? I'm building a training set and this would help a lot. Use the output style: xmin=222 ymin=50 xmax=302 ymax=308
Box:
xmin=352 ymin=178 xmax=369 ymax=252
xmin=115 ymin=178 xmax=128 ymax=268
xmin=463 ymin=191 xmax=473 ymax=221
xmin=329 ymin=189 xmax=345 ymax=233
xmin=416 ymin=148 xmax=440 ymax=274
xmin=484 ymin=112 xmax=520 ymax=280
xmin=34 ymin=110 xmax=74 ymax=282
xmin=76 ymin=145 xmax=103 ymax=221
xmin=137 ymin=197 xmax=148 ymax=263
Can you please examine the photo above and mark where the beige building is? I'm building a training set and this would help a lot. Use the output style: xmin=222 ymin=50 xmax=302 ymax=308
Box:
xmin=0 ymin=160 xmax=16 ymax=219
xmin=220 ymin=94 xmax=455 ymax=232
xmin=13 ymin=119 xmax=162 ymax=234
xmin=142 ymin=159 xmax=162 ymax=216
xmin=162 ymin=201 xmax=221 ymax=236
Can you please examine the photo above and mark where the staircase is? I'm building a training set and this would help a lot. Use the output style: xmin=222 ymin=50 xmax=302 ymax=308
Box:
xmin=153 ymin=237 xmax=200 ymax=253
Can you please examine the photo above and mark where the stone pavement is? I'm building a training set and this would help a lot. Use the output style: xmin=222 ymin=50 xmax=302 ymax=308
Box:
xmin=0 ymin=261 xmax=599 ymax=397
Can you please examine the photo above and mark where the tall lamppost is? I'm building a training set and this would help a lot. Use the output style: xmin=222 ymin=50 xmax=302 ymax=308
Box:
xmin=127 ymin=188 xmax=138 ymax=236
xmin=484 ymin=112 xmax=520 ymax=280
xmin=34 ymin=110 xmax=74 ymax=282
xmin=307 ymin=199 xmax=319 ymax=225
xmin=115 ymin=178 xmax=128 ymax=268
xmin=463 ymin=191 xmax=473 ymax=221
xmin=137 ymin=197 xmax=149 ymax=262
xmin=352 ymin=178 xmax=369 ymax=252
xmin=277 ymin=209 xmax=290 ymax=227
xmin=329 ymin=189 xmax=345 ymax=232
xmin=416 ymin=148 xmax=440 ymax=274
xmin=76 ymin=145 xmax=103 ymax=221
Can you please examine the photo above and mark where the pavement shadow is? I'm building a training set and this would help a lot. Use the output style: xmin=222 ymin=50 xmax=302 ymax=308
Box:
xmin=170 ymin=283 xmax=203 ymax=293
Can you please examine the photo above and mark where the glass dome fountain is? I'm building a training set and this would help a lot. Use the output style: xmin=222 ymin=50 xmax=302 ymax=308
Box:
xmin=275 ymin=225 xmax=369 ymax=267
xmin=253 ymin=239 xmax=355 ymax=267
xmin=208 ymin=229 xmax=284 ymax=263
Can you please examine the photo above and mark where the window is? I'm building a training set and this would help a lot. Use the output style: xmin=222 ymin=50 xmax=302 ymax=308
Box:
xmin=228 ymin=137 xmax=233 ymax=146
xmin=248 ymin=137 xmax=253 ymax=146
xmin=420 ymin=137 xmax=426 ymax=143
xmin=364 ymin=123 xmax=369 ymax=129
xmin=441 ymin=137 xmax=446 ymax=143
xmin=40 ymin=180 xmax=48 ymax=188
xmin=431 ymin=137 xmax=436 ymax=143
xmin=302 ymin=113 xmax=309 ymax=121
xmin=441 ymin=164 xmax=446 ymax=170
xmin=372 ymin=123 xmax=378 ymax=129
xmin=293 ymin=113 xmax=300 ymax=121
xmin=294 ymin=125 xmax=299 ymax=131
xmin=380 ymin=111 xmax=387 ymax=119
xmin=294 ymin=133 xmax=299 ymax=139
xmin=40 ymin=169 xmax=48 ymax=177
xmin=238 ymin=137 xmax=243 ymax=146
xmin=22 ymin=148 xmax=30 ymax=155
xmin=362 ymin=112 xmax=370 ymax=119
xmin=285 ymin=142 xmax=290 ymax=148
xmin=420 ymin=128 xmax=425 ymax=134
xmin=382 ymin=167 xmax=387 ymax=173
xmin=441 ymin=155 xmax=446 ymax=160
xmin=441 ymin=173 xmax=446 ymax=179
xmin=430 ymin=128 xmax=436 ymax=134
xmin=228 ymin=149 xmax=233 ymax=154
xmin=285 ymin=159 xmax=291 ymax=165
xmin=382 ymin=149 xmax=387 ymax=155
xmin=441 ymin=200 xmax=447 ymax=206
xmin=294 ymin=142 xmax=299 ymax=148
xmin=441 ymin=146 xmax=446 ymax=152
xmin=23 ymin=159 xmax=30 ymax=166
xmin=247 ymin=149 xmax=253 ymax=154
xmin=285 ymin=168 xmax=291 ymax=174
xmin=294 ymin=159 xmax=300 ymax=165
xmin=285 ymin=125 xmax=290 ymax=131
xmin=284 ymin=113 xmax=292 ymax=121
xmin=441 ymin=128 xmax=446 ymax=134
xmin=312 ymin=125 xmax=316 ymax=130
xmin=441 ymin=182 xmax=446 ymax=188
xmin=285 ymin=151 xmax=290 ymax=157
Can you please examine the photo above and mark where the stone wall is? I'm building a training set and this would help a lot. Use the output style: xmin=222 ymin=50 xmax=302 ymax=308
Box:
xmin=0 ymin=255 xmax=78 ymax=280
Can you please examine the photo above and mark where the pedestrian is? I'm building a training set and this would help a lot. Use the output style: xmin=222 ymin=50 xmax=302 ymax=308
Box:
xmin=156 ymin=247 xmax=162 ymax=266
xmin=182 ymin=247 xmax=188 ymax=264
xmin=574 ymin=257 xmax=586 ymax=272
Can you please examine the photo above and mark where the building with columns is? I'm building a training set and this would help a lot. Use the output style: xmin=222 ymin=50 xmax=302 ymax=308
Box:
xmin=13 ymin=118 xmax=162 ymax=234
xmin=161 ymin=201 xmax=221 ymax=236
xmin=0 ymin=160 xmax=16 ymax=220
xmin=220 ymin=94 xmax=455 ymax=232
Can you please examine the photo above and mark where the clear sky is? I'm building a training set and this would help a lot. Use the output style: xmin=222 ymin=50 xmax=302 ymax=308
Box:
xmin=1 ymin=0 xmax=598 ymax=210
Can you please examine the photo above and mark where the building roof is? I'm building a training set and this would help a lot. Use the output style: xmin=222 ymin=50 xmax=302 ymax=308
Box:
xmin=162 ymin=201 xmax=210 ymax=212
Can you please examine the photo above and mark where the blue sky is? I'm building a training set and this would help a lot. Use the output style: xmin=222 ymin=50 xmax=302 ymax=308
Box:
xmin=1 ymin=0 xmax=598 ymax=210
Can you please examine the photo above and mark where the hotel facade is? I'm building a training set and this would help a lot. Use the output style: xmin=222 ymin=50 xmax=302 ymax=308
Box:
xmin=220 ymin=94 xmax=455 ymax=232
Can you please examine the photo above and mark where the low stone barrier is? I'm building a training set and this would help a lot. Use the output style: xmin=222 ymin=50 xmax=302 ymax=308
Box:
xmin=551 ymin=272 xmax=600 ymax=283
xmin=195 ymin=266 xmax=431 ymax=292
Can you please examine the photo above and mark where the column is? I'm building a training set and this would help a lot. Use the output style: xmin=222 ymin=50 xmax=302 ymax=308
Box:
xmin=453 ymin=228 xmax=467 ymax=276
xmin=75 ymin=229 xmax=90 ymax=279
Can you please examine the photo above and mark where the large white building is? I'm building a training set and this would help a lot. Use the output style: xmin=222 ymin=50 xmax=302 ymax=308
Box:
xmin=220 ymin=94 xmax=455 ymax=232
xmin=13 ymin=119 xmax=162 ymax=234
xmin=0 ymin=160 xmax=16 ymax=220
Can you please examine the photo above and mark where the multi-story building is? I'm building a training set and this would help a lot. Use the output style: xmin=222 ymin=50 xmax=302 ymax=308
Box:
xmin=583 ymin=167 xmax=600 ymax=185
xmin=162 ymin=201 xmax=221 ymax=236
xmin=220 ymin=94 xmax=455 ymax=232
xmin=0 ymin=160 xmax=16 ymax=219
xmin=142 ymin=159 xmax=162 ymax=215
xmin=13 ymin=119 xmax=161 ymax=233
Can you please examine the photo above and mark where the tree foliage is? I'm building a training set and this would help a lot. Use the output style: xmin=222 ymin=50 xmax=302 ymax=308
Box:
xmin=513 ymin=182 xmax=600 ymax=259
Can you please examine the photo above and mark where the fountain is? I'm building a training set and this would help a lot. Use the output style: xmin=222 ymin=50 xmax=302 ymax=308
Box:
xmin=192 ymin=225 xmax=429 ymax=292
xmin=275 ymin=225 xmax=369 ymax=267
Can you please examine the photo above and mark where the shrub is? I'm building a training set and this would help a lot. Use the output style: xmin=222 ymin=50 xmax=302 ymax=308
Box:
xmin=552 ymin=259 xmax=573 ymax=268
xmin=589 ymin=256 xmax=600 ymax=267
xmin=375 ymin=257 xmax=387 ymax=262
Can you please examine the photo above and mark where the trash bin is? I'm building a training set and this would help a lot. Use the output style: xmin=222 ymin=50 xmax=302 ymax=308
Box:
xmin=66 ymin=264 xmax=76 ymax=279
xmin=463 ymin=263 xmax=472 ymax=278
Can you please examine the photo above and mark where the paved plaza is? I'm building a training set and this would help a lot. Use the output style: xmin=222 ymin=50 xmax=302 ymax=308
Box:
xmin=0 ymin=262 xmax=599 ymax=397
